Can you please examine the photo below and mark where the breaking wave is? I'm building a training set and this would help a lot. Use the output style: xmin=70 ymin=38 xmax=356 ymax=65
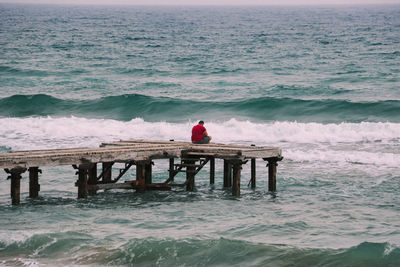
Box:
xmin=0 ymin=94 xmax=399 ymax=123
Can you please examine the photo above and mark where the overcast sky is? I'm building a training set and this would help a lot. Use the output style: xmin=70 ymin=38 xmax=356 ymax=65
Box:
xmin=1 ymin=0 xmax=400 ymax=5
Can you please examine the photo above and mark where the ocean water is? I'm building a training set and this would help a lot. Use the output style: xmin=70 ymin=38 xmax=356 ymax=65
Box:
xmin=0 ymin=3 xmax=400 ymax=266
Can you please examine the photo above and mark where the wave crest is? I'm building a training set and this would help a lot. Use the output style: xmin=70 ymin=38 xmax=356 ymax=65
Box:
xmin=0 ymin=94 xmax=399 ymax=123
xmin=1 ymin=235 xmax=399 ymax=266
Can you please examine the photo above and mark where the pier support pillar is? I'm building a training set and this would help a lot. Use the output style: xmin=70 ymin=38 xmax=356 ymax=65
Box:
xmin=223 ymin=160 xmax=232 ymax=187
xmin=5 ymin=167 xmax=26 ymax=205
xmin=145 ymin=161 xmax=152 ymax=185
xmin=102 ymin=162 xmax=113 ymax=183
xmin=267 ymin=159 xmax=277 ymax=192
xmin=185 ymin=158 xmax=196 ymax=191
xmin=136 ymin=161 xmax=146 ymax=193
xmin=75 ymin=164 xmax=94 ymax=199
xmin=251 ymin=159 xmax=256 ymax=189
xmin=210 ymin=157 xmax=215 ymax=185
xmin=169 ymin=158 xmax=174 ymax=182
xmin=232 ymin=162 xmax=242 ymax=196
xmin=88 ymin=164 xmax=97 ymax=196
xmin=29 ymin=167 xmax=41 ymax=198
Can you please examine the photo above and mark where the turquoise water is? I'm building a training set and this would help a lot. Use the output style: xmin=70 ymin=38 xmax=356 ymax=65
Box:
xmin=0 ymin=3 xmax=400 ymax=266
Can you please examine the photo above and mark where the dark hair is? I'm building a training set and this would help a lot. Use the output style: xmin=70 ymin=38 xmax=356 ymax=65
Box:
xmin=198 ymin=120 xmax=204 ymax=124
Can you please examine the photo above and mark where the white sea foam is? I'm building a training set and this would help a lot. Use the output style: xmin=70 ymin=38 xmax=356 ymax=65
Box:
xmin=0 ymin=117 xmax=399 ymax=167
xmin=284 ymin=148 xmax=400 ymax=167
xmin=208 ymin=119 xmax=400 ymax=145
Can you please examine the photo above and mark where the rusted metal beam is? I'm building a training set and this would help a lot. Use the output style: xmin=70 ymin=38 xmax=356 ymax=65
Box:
xmin=87 ymin=182 xmax=171 ymax=191
xmin=112 ymin=162 xmax=134 ymax=183
xmin=194 ymin=158 xmax=209 ymax=175
xmin=98 ymin=162 xmax=113 ymax=183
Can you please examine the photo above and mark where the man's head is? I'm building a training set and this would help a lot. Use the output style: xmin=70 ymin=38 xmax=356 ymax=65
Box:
xmin=198 ymin=120 xmax=204 ymax=125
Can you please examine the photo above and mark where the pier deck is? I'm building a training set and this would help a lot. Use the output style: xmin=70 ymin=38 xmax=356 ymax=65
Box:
xmin=1 ymin=140 xmax=282 ymax=205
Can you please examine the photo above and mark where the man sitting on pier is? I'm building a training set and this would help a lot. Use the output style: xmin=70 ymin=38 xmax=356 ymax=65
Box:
xmin=191 ymin=120 xmax=212 ymax=144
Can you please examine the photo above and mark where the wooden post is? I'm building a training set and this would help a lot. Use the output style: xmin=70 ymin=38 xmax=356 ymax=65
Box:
xmin=268 ymin=159 xmax=277 ymax=192
xmin=88 ymin=163 xmax=97 ymax=196
xmin=77 ymin=165 xmax=89 ymax=199
xmin=223 ymin=160 xmax=232 ymax=187
xmin=169 ymin=158 xmax=174 ymax=182
xmin=29 ymin=167 xmax=41 ymax=198
xmin=210 ymin=157 xmax=215 ymax=185
xmin=186 ymin=159 xmax=195 ymax=191
xmin=6 ymin=167 xmax=26 ymax=205
xmin=76 ymin=165 xmax=88 ymax=198
xmin=102 ymin=162 xmax=113 ymax=183
xmin=145 ymin=161 xmax=152 ymax=185
xmin=11 ymin=171 xmax=21 ymax=205
xmin=136 ymin=161 xmax=146 ymax=193
xmin=232 ymin=162 xmax=242 ymax=196
xmin=251 ymin=158 xmax=256 ymax=189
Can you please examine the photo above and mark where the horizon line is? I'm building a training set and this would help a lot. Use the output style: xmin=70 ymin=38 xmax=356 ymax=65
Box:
xmin=1 ymin=2 xmax=399 ymax=6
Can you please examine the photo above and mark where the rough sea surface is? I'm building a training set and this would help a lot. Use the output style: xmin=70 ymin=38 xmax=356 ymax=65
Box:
xmin=0 ymin=3 xmax=399 ymax=266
